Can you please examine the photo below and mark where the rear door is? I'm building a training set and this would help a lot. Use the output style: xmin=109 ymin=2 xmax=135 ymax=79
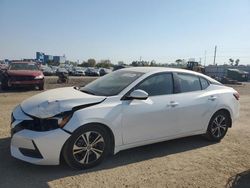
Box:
xmin=171 ymin=73 xmax=218 ymax=134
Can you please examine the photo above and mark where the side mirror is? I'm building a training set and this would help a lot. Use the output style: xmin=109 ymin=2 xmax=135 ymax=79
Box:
xmin=129 ymin=89 xmax=148 ymax=100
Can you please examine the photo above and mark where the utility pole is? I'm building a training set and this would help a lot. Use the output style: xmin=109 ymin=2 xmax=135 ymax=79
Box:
xmin=204 ymin=50 xmax=207 ymax=66
xmin=213 ymin=45 xmax=217 ymax=65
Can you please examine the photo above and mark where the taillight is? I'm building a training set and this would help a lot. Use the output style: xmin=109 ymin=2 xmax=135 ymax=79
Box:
xmin=233 ymin=92 xmax=240 ymax=100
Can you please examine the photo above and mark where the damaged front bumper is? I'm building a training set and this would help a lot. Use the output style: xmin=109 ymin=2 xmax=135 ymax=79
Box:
xmin=11 ymin=128 xmax=70 ymax=165
xmin=10 ymin=105 xmax=71 ymax=165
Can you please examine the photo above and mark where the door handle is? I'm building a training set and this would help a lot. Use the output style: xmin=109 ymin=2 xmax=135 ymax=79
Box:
xmin=167 ymin=101 xmax=179 ymax=107
xmin=208 ymin=96 xmax=217 ymax=101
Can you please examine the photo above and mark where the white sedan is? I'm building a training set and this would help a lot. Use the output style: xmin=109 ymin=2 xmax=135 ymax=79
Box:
xmin=10 ymin=67 xmax=240 ymax=169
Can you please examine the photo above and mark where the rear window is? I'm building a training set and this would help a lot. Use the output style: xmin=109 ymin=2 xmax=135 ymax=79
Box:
xmin=200 ymin=77 xmax=210 ymax=90
xmin=177 ymin=73 xmax=201 ymax=93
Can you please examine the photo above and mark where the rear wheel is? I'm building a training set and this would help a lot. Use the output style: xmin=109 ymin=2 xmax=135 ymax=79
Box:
xmin=205 ymin=111 xmax=230 ymax=141
xmin=63 ymin=125 xmax=111 ymax=169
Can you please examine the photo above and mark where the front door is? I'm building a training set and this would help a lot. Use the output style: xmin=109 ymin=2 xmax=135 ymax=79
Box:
xmin=121 ymin=73 xmax=179 ymax=144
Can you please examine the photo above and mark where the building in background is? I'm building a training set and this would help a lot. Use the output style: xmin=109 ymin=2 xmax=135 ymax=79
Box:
xmin=44 ymin=55 xmax=53 ymax=63
xmin=53 ymin=55 xmax=66 ymax=64
xmin=35 ymin=52 xmax=66 ymax=65
xmin=36 ymin=52 xmax=45 ymax=63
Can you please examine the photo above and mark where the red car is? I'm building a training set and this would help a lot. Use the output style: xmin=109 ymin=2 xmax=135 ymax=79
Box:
xmin=1 ymin=62 xmax=44 ymax=90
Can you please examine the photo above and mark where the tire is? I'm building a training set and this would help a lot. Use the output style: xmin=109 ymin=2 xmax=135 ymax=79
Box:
xmin=63 ymin=124 xmax=111 ymax=170
xmin=38 ymin=84 xmax=44 ymax=90
xmin=1 ymin=80 xmax=9 ymax=90
xmin=205 ymin=111 xmax=230 ymax=142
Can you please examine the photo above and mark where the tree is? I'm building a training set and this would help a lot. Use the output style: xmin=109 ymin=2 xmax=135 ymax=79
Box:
xmin=96 ymin=60 xmax=112 ymax=68
xmin=66 ymin=61 xmax=78 ymax=66
xmin=130 ymin=60 xmax=149 ymax=67
xmin=150 ymin=60 xmax=156 ymax=66
xmin=79 ymin=59 xmax=96 ymax=67
xmin=131 ymin=61 xmax=139 ymax=67
xmin=118 ymin=61 xmax=125 ymax=65
xmin=79 ymin=61 xmax=88 ymax=67
xmin=47 ymin=60 xmax=59 ymax=66
xmin=175 ymin=59 xmax=182 ymax=65
xmin=229 ymin=58 xmax=234 ymax=66
xmin=87 ymin=59 xmax=96 ymax=67
xmin=235 ymin=59 xmax=240 ymax=66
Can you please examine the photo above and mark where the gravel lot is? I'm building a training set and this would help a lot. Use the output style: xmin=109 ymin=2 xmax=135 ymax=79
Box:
xmin=0 ymin=77 xmax=250 ymax=188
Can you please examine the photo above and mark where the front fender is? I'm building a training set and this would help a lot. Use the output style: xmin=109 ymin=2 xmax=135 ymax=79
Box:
xmin=63 ymin=109 xmax=123 ymax=147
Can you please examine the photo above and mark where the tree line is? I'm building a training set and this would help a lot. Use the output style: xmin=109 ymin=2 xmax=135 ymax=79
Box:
xmin=65 ymin=58 xmax=241 ymax=68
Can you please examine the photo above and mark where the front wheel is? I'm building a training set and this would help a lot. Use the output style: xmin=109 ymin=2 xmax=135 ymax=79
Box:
xmin=38 ymin=84 xmax=44 ymax=90
xmin=63 ymin=125 xmax=111 ymax=169
xmin=205 ymin=111 xmax=230 ymax=142
xmin=1 ymin=81 xmax=9 ymax=90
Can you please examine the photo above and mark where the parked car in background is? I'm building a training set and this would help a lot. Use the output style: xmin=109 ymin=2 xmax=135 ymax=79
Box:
xmin=99 ymin=68 xmax=112 ymax=76
xmin=67 ymin=68 xmax=75 ymax=76
xmin=10 ymin=67 xmax=239 ymax=169
xmin=0 ymin=61 xmax=8 ymax=70
xmin=42 ymin=66 xmax=55 ymax=76
xmin=51 ymin=66 xmax=59 ymax=74
xmin=56 ymin=67 xmax=68 ymax=76
xmin=73 ymin=67 xmax=85 ymax=76
xmin=1 ymin=61 xmax=44 ymax=90
xmin=85 ymin=67 xmax=100 ymax=76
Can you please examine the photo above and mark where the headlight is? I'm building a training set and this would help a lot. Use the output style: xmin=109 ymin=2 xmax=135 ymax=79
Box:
xmin=13 ymin=112 xmax=73 ymax=132
xmin=34 ymin=75 xmax=44 ymax=79
xmin=55 ymin=113 xmax=72 ymax=128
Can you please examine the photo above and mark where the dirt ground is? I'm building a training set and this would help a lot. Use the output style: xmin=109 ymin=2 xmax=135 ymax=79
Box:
xmin=0 ymin=77 xmax=250 ymax=188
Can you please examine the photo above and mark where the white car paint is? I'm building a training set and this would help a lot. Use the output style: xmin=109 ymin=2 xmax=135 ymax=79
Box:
xmin=10 ymin=67 xmax=240 ymax=165
xmin=21 ymin=87 xmax=106 ymax=118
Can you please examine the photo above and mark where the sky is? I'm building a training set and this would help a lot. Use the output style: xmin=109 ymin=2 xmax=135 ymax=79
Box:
xmin=0 ymin=0 xmax=250 ymax=65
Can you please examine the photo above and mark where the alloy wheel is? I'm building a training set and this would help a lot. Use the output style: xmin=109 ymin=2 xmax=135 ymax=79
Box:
xmin=211 ymin=115 xmax=227 ymax=138
xmin=72 ymin=131 xmax=105 ymax=164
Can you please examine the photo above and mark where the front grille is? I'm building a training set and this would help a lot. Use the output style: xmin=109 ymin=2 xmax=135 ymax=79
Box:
xmin=10 ymin=76 xmax=35 ymax=81
xmin=11 ymin=118 xmax=59 ymax=135
xmin=20 ymin=118 xmax=59 ymax=131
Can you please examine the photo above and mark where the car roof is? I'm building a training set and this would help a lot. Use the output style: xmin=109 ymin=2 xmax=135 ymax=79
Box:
xmin=121 ymin=67 xmax=196 ymax=74
xmin=119 ymin=67 xmax=221 ymax=84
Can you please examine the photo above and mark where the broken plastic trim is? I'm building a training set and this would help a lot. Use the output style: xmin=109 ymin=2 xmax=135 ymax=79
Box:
xmin=71 ymin=98 xmax=106 ymax=112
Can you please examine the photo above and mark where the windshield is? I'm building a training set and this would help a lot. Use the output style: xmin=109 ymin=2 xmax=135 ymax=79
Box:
xmin=9 ymin=63 xmax=39 ymax=71
xmin=80 ymin=70 xmax=144 ymax=96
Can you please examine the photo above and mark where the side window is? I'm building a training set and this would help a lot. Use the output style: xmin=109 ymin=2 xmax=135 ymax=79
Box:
xmin=135 ymin=73 xmax=173 ymax=96
xmin=200 ymin=77 xmax=210 ymax=90
xmin=177 ymin=73 xmax=201 ymax=93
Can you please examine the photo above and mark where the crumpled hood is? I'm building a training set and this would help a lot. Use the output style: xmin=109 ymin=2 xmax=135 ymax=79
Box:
xmin=21 ymin=87 xmax=106 ymax=118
